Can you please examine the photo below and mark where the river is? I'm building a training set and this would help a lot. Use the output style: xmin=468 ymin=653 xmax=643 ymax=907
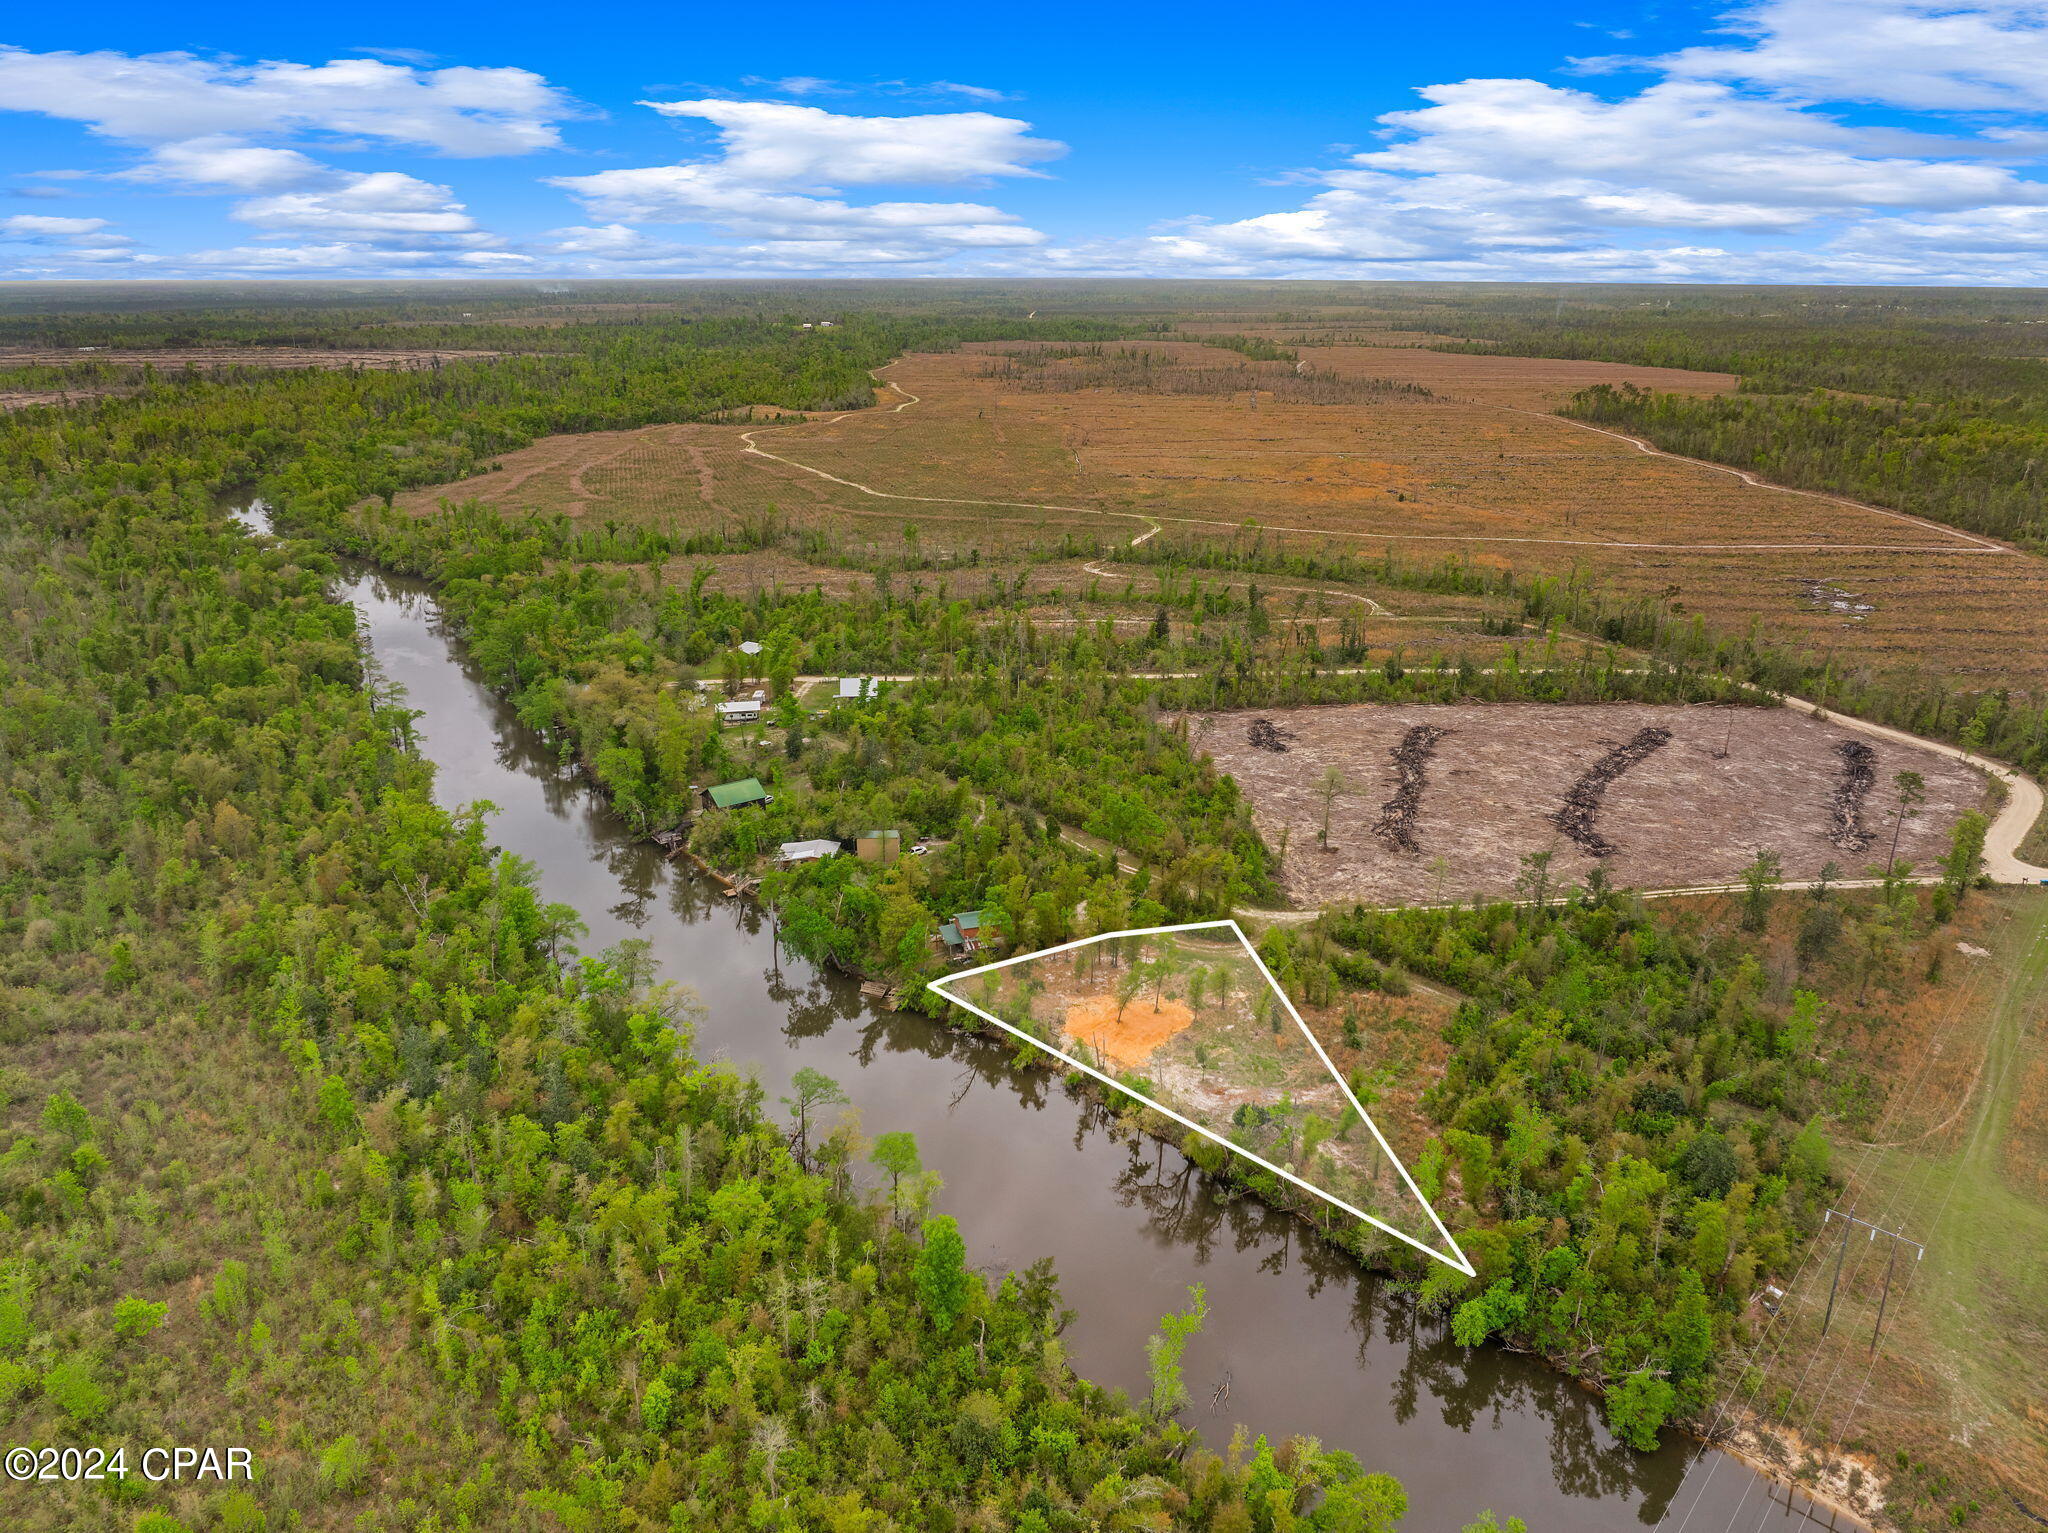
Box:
xmin=261 ymin=505 xmax=1849 ymax=1533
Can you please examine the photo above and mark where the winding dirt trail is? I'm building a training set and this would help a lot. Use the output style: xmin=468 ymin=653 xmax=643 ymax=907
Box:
xmin=1510 ymin=407 xmax=2012 ymax=555
xmin=739 ymin=366 xmax=1165 ymax=546
xmin=1081 ymin=559 xmax=1393 ymax=617
xmin=735 ymin=361 xmax=2047 ymax=886
xmin=742 ymin=361 xmax=2014 ymax=556
xmin=1774 ymin=692 xmax=2048 ymax=884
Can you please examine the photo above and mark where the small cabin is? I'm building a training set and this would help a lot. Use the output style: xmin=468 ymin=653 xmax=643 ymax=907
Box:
xmin=940 ymin=909 xmax=988 ymax=956
xmin=777 ymin=838 xmax=841 ymax=865
xmin=838 ymin=677 xmax=878 ymax=702
xmin=717 ymin=692 xmax=766 ymax=726
xmin=704 ymin=778 xmax=770 ymax=810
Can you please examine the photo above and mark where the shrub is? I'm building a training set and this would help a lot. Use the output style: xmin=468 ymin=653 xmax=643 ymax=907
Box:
xmin=642 ymin=1377 xmax=676 ymax=1435
xmin=202 ymin=1260 xmax=252 ymax=1325
xmin=317 ymin=1434 xmax=371 ymax=1495
xmin=42 ymin=1356 xmax=107 ymax=1423
xmin=0 ymin=1359 xmax=33 ymax=1405
xmin=112 ymin=1296 xmax=168 ymax=1342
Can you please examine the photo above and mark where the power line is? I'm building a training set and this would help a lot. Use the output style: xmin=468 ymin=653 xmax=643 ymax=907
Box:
xmin=1720 ymin=925 xmax=2032 ymax=1533
xmin=1816 ymin=1208 xmax=1922 ymax=1345
xmin=1819 ymin=911 xmax=2048 ymax=1464
xmin=1661 ymin=932 xmax=1986 ymax=1533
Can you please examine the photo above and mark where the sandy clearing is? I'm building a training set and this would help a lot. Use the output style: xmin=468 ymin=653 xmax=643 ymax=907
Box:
xmin=1189 ymin=701 xmax=1996 ymax=906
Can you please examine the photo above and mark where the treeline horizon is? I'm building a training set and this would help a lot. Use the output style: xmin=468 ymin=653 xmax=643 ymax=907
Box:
xmin=0 ymin=288 xmax=2030 ymax=1528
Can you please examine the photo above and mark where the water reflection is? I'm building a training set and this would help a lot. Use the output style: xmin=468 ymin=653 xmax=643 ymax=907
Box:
xmin=239 ymin=507 xmax=1851 ymax=1533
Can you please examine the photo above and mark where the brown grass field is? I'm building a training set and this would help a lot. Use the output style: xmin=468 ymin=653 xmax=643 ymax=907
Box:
xmin=396 ymin=333 xmax=2048 ymax=697
xmin=1189 ymin=701 xmax=1993 ymax=904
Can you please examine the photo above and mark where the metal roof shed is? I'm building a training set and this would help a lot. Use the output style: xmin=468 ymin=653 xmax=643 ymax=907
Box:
xmin=706 ymin=778 xmax=769 ymax=809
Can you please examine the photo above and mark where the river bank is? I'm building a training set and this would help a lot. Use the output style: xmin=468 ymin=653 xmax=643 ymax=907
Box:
xmin=654 ymin=773 xmax=1895 ymax=1533
xmin=261 ymin=511 xmax=1870 ymax=1531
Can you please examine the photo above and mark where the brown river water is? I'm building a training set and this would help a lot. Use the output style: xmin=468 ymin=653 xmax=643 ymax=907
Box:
xmin=263 ymin=505 xmax=1853 ymax=1533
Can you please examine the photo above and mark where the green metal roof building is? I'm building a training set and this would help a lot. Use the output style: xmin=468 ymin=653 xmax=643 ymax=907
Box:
xmin=940 ymin=910 xmax=988 ymax=955
xmin=705 ymin=778 xmax=769 ymax=809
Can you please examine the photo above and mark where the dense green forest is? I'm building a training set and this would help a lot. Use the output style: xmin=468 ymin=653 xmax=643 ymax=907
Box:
xmin=0 ymin=300 xmax=1471 ymax=1529
xmin=1295 ymin=841 xmax=1982 ymax=1450
xmin=0 ymin=287 xmax=2026 ymax=1513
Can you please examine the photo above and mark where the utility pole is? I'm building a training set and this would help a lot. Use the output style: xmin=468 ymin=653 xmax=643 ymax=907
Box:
xmin=1820 ymin=1208 xmax=1925 ymax=1346
xmin=1870 ymin=1238 xmax=1900 ymax=1357
xmin=1868 ymin=1224 xmax=1924 ymax=1355
xmin=1821 ymin=1208 xmax=1852 ymax=1337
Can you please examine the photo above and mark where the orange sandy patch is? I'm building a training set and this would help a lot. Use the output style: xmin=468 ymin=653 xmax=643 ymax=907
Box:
xmin=1063 ymin=994 xmax=1194 ymax=1070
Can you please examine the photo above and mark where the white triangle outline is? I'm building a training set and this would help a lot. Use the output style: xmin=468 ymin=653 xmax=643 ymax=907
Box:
xmin=927 ymin=918 xmax=1475 ymax=1276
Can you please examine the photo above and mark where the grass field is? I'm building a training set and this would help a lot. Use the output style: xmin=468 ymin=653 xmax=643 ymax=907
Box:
xmin=396 ymin=331 xmax=2048 ymax=697
xmin=1703 ymin=889 xmax=2048 ymax=1531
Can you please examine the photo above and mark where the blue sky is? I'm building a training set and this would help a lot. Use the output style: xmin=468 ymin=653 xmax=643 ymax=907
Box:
xmin=6 ymin=0 xmax=2048 ymax=283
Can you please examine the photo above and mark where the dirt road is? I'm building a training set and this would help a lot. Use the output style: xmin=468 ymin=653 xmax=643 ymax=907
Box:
xmin=727 ymin=366 xmax=2048 ymax=889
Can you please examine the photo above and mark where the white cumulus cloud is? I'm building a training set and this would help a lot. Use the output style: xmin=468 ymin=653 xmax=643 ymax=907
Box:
xmin=1 ymin=212 xmax=112 ymax=239
xmin=1128 ymin=6 xmax=2048 ymax=284
xmin=547 ymin=98 xmax=1059 ymax=271
xmin=551 ymin=167 xmax=1040 ymax=245
xmin=0 ymin=46 xmax=577 ymax=154
xmin=1622 ymin=0 xmax=2048 ymax=114
xmin=231 ymin=171 xmax=481 ymax=240
xmin=634 ymin=99 xmax=1062 ymax=186
xmin=1357 ymin=79 xmax=2035 ymax=216
xmin=124 ymin=136 xmax=331 ymax=192
xmin=0 ymin=45 xmax=570 ymax=272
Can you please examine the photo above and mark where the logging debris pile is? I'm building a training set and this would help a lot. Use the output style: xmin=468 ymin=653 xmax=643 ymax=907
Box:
xmin=1549 ymin=726 xmax=1674 ymax=857
xmin=1373 ymin=724 xmax=1451 ymax=855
